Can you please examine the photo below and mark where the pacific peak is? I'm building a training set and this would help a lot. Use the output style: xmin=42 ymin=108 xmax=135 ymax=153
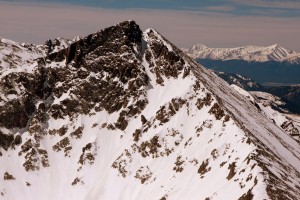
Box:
xmin=0 ymin=21 xmax=300 ymax=200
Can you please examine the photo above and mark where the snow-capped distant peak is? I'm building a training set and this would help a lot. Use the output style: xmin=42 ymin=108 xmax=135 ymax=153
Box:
xmin=182 ymin=43 xmax=300 ymax=63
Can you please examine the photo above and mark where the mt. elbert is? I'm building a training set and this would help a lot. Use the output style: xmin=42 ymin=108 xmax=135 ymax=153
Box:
xmin=0 ymin=21 xmax=300 ymax=200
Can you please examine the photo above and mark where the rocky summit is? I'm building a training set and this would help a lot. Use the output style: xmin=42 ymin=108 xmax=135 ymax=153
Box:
xmin=0 ymin=21 xmax=300 ymax=200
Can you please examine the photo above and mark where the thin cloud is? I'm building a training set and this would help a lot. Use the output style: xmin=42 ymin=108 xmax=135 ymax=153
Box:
xmin=232 ymin=0 xmax=300 ymax=9
xmin=204 ymin=5 xmax=236 ymax=12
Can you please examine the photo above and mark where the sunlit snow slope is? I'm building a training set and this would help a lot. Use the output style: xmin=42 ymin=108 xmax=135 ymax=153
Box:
xmin=230 ymin=85 xmax=300 ymax=143
xmin=0 ymin=21 xmax=300 ymax=200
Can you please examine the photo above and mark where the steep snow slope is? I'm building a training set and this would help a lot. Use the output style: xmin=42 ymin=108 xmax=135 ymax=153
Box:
xmin=231 ymin=85 xmax=255 ymax=102
xmin=182 ymin=44 xmax=300 ymax=64
xmin=0 ymin=21 xmax=300 ymax=200
xmin=231 ymin=85 xmax=300 ymax=143
xmin=251 ymin=91 xmax=300 ymax=142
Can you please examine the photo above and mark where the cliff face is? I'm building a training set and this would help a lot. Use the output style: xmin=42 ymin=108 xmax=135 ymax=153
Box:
xmin=0 ymin=21 xmax=300 ymax=200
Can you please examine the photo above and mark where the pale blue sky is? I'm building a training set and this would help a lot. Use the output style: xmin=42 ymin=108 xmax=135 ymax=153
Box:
xmin=0 ymin=0 xmax=299 ymax=50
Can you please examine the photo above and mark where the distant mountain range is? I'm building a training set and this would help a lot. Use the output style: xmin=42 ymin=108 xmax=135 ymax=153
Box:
xmin=182 ymin=44 xmax=300 ymax=64
xmin=182 ymin=43 xmax=300 ymax=114
xmin=182 ymin=44 xmax=300 ymax=85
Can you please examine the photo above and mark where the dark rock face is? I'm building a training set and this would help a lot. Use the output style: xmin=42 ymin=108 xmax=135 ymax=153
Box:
xmin=49 ymin=20 xmax=143 ymax=67
xmin=0 ymin=65 xmax=54 ymax=130
xmin=0 ymin=99 xmax=29 ymax=129
xmin=144 ymin=29 xmax=185 ymax=85
xmin=45 ymin=21 xmax=148 ymax=122
xmin=0 ymin=21 xmax=150 ymax=150
xmin=0 ymin=132 xmax=14 ymax=150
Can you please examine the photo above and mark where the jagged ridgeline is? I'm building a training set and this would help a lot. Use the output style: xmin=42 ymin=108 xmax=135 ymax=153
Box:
xmin=0 ymin=21 xmax=300 ymax=200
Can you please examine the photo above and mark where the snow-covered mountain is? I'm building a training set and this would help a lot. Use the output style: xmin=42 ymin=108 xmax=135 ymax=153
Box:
xmin=1 ymin=21 xmax=300 ymax=200
xmin=182 ymin=44 xmax=300 ymax=64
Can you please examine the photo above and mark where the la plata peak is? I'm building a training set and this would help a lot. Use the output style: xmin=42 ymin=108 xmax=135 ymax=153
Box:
xmin=0 ymin=21 xmax=300 ymax=200
xmin=182 ymin=43 xmax=300 ymax=64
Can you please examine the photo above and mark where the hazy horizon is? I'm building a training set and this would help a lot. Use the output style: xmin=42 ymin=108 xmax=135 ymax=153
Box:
xmin=0 ymin=1 xmax=300 ymax=51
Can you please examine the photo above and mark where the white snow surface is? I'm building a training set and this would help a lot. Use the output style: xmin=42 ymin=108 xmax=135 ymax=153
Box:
xmin=0 ymin=37 xmax=44 ymax=75
xmin=231 ymin=84 xmax=255 ymax=102
xmin=0 ymin=37 xmax=76 ymax=78
xmin=182 ymin=44 xmax=300 ymax=63
xmin=0 ymin=23 xmax=300 ymax=200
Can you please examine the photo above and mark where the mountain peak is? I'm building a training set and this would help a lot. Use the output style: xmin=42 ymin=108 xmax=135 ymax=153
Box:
xmin=116 ymin=20 xmax=142 ymax=42
xmin=269 ymin=43 xmax=279 ymax=48
xmin=46 ymin=20 xmax=143 ymax=66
